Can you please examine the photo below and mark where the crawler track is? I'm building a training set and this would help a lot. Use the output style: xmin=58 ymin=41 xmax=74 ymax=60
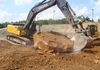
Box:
xmin=7 ymin=35 xmax=34 ymax=45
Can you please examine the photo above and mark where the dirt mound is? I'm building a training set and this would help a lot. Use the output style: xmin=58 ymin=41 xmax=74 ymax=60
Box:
xmin=34 ymin=32 xmax=73 ymax=53
xmin=0 ymin=40 xmax=100 ymax=70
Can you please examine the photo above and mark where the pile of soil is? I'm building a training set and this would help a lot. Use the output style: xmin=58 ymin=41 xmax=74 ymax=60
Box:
xmin=0 ymin=32 xmax=100 ymax=70
xmin=34 ymin=32 xmax=73 ymax=53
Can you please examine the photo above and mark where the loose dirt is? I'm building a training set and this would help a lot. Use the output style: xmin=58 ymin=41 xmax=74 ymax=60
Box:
xmin=0 ymin=32 xmax=100 ymax=70
xmin=34 ymin=32 xmax=73 ymax=53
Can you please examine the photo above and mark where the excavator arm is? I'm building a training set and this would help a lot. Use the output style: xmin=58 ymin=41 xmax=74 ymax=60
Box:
xmin=57 ymin=0 xmax=77 ymax=28
xmin=23 ymin=0 xmax=56 ymax=36
xmin=23 ymin=0 xmax=79 ymax=37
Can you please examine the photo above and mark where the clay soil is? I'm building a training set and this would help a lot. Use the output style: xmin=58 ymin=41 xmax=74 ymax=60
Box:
xmin=0 ymin=32 xmax=100 ymax=70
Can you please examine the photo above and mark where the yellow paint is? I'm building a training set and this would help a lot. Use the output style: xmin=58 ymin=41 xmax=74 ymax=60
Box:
xmin=7 ymin=25 xmax=21 ymax=35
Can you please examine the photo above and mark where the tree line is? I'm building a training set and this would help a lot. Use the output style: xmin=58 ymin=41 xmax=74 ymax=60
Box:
xmin=0 ymin=22 xmax=9 ymax=28
xmin=36 ymin=18 xmax=67 ymax=25
xmin=0 ymin=16 xmax=99 ymax=28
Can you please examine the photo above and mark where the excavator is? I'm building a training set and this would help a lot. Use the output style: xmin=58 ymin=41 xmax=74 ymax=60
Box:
xmin=86 ymin=24 xmax=100 ymax=38
xmin=7 ymin=0 xmax=91 ymax=52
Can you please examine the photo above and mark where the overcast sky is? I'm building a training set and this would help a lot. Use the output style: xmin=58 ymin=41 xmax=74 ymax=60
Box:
xmin=0 ymin=0 xmax=100 ymax=22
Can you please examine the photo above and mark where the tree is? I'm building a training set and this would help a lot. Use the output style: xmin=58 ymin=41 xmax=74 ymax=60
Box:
xmin=98 ymin=19 xmax=100 ymax=22
xmin=77 ymin=15 xmax=86 ymax=22
xmin=36 ymin=18 xmax=67 ymax=25
xmin=0 ymin=22 xmax=9 ymax=28
xmin=77 ymin=15 xmax=91 ymax=22
xmin=85 ymin=16 xmax=91 ymax=21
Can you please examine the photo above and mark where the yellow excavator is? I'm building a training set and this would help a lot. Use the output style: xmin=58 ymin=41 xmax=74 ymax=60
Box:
xmin=85 ymin=24 xmax=100 ymax=42
xmin=7 ymin=0 xmax=91 ymax=52
xmin=86 ymin=25 xmax=100 ymax=37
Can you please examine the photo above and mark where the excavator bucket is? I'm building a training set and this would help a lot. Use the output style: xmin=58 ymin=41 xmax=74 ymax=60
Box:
xmin=71 ymin=33 xmax=91 ymax=52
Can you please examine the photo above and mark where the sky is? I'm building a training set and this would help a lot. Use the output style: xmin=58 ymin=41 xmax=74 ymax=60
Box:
xmin=0 ymin=0 xmax=100 ymax=22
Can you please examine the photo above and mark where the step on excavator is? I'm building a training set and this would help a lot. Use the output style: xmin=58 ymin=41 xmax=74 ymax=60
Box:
xmin=7 ymin=0 xmax=91 ymax=52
